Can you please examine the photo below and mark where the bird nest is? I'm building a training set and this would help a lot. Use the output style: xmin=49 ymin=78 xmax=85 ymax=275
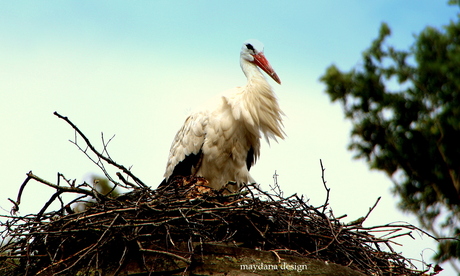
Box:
xmin=0 ymin=174 xmax=438 ymax=275
xmin=0 ymin=113 xmax=441 ymax=275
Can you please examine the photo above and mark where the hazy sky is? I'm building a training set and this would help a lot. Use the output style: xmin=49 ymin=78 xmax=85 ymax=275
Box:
xmin=1 ymin=1 xmax=458 ymax=274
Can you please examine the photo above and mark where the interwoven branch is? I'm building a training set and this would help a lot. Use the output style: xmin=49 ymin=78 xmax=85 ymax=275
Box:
xmin=53 ymin=111 xmax=147 ymax=189
xmin=0 ymin=112 xmax=444 ymax=276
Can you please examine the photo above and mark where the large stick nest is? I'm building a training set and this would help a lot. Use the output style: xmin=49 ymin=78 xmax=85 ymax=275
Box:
xmin=0 ymin=112 xmax=440 ymax=275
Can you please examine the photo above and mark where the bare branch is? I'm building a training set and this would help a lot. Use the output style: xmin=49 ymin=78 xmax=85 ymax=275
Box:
xmin=320 ymin=159 xmax=331 ymax=214
xmin=53 ymin=111 xmax=148 ymax=189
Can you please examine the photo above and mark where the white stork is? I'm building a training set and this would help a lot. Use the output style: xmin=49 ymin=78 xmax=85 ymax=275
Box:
xmin=161 ymin=39 xmax=285 ymax=192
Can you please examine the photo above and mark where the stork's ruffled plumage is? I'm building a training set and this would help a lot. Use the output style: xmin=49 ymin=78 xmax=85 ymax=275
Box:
xmin=162 ymin=39 xmax=284 ymax=192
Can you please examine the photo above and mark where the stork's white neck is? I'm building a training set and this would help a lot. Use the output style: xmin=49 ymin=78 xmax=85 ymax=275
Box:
xmin=240 ymin=57 xmax=269 ymax=89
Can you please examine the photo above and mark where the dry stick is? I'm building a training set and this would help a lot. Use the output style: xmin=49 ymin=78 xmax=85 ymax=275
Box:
xmin=35 ymin=242 xmax=94 ymax=275
xmin=70 ymin=131 xmax=127 ymax=190
xmin=101 ymin=132 xmax=116 ymax=161
xmin=346 ymin=197 xmax=382 ymax=227
xmin=53 ymin=111 xmax=147 ymax=189
xmin=270 ymin=170 xmax=283 ymax=198
xmin=52 ymin=214 xmax=121 ymax=275
xmin=9 ymin=171 xmax=97 ymax=215
xmin=112 ymin=245 xmax=129 ymax=276
xmin=35 ymin=191 xmax=64 ymax=221
xmin=8 ymin=173 xmax=33 ymax=214
xmin=245 ymin=215 xmax=270 ymax=240
xmin=28 ymin=171 xmax=95 ymax=197
xmin=319 ymin=159 xmax=331 ymax=214
xmin=137 ymin=240 xmax=191 ymax=264
xmin=355 ymin=222 xmax=442 ymax=241
xmin=3 ymin=176 xmax=443 ymax=275
xmin=363 ymin=196 xmax=381 ymax=223
xmin=116 ymin=172 xmax=137 ymax=189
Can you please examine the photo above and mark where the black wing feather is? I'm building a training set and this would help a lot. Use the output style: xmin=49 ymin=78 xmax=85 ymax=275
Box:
xmin=158 ymin=150 xmax=203 ymax=188
xmin=171 ymin=150 xmax=203 ymax=177
xmin=246 ymin=147 xmax=255 ymax=171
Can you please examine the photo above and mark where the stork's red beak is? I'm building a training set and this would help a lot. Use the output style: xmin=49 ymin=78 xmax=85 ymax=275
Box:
xmin=252 ymin=52 xmax=281 ymax=84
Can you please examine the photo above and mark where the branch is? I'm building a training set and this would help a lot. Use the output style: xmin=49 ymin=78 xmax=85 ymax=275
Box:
xmin=346 ymin=197 xmax=381 ymax=227
xmin=364 ymin=196 xmax=381 ymax=222
xmin=8 ymin=171 xmax=96 ymax=215
xmin=320 ymin=159 xmax=331 ymax=214
xmin=54 ymin=111 xmax=148 ymax=189
xmin=137 ymin=240 xmax=191 ymax=264
xmin=28 ymin=171 xmax=95 ymax=197
xmin=269 ymin=170 xmax=283 ymax=198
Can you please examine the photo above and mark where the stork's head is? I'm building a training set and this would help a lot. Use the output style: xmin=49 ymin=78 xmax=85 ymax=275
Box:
xmin=241 ymin=39 xmax=281 ymax=84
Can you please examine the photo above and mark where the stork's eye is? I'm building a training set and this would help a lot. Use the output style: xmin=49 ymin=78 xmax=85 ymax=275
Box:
xmin=245 ymin=43 xmax=256 ymax=54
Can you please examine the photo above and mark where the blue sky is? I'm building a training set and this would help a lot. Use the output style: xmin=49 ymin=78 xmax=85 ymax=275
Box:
xmin=1 ymin=1 xmax=459 ymax=274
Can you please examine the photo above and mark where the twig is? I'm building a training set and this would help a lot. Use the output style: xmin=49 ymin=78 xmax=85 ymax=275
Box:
xmin=52 ymin=214 xmax=121 ymax=275
xmin=8 ymin=173 xmax=33 ymax=214
xmin=32 ymin=171 xmax=95 ymax=196
xmin=8 ymin=171 xmax=98 ymax=215
xmin=116 ymin=172 xmax=138 ymax=189
xmin=320 ymin=159 xmax=331 ymax=214
xmin=269 ymin=170 xmax=283 ymax=198
xmin=53 ymin=111 xmax=147 ymax=189
xmin=35 ymin=191 xmax=64 ymax=221
xmin=2 ymin=172 xmax=445 ymax=275
xmin=137 ymin=240 xmax=191 ymax=264
xmin=363 ymin=196 xmax=381 ymax=222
